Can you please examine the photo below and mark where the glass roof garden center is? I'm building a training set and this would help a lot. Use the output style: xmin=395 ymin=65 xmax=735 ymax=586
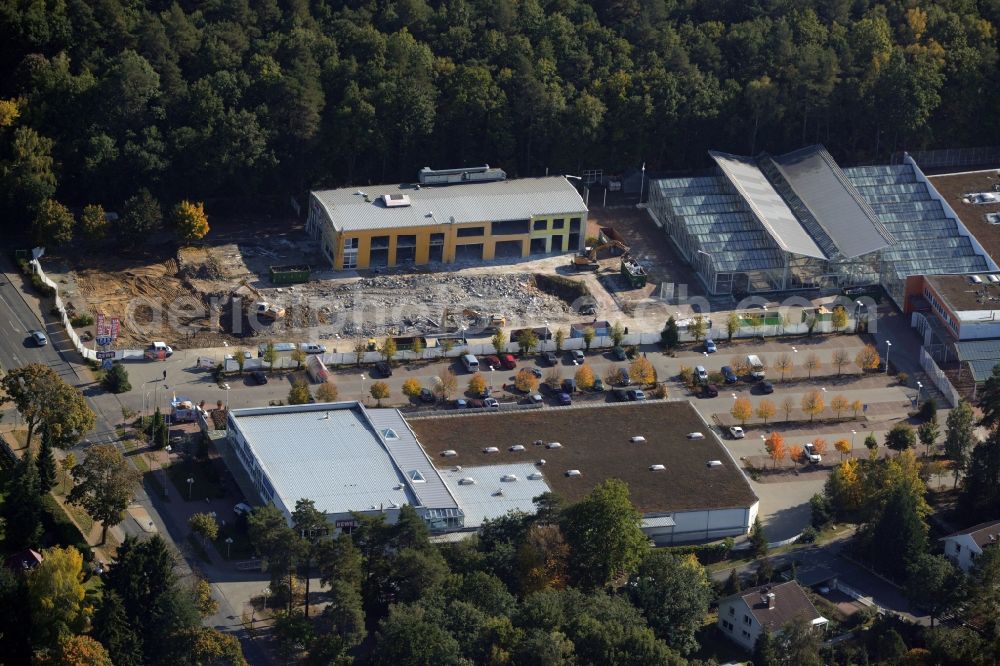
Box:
xmin=648 ymin=145 xmax=993 ymax=305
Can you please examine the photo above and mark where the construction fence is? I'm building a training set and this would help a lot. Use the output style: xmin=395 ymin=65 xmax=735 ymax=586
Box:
xmin=31 ymin=260 xmax=99 ymax=362
xmin=920 ymin=347 xmax=960 ymax=408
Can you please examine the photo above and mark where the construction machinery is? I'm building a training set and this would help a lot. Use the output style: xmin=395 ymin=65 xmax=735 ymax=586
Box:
xmin=572 ymin=239 xmax=631 ymax=270
xmin=463 ymin=308 xmax=506 ymax=331
xmin=254 ymin=301 xmax=286 ymax=320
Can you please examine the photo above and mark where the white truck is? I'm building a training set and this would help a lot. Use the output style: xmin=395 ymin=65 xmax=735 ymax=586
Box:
xmin=746 ymin=354 xmax=765 ymax=379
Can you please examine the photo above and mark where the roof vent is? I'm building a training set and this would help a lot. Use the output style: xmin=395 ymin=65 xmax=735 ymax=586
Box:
xmin=527 ymin=472 xmax=543 ymax=480
xmin=533 ymin=439 xmax=544 ymax=446
xmin=565 ymin=469 xmax=582 ymax=477
xmin=990 ymin=275 xmax=1000 ymax=284
xmin=458 ymin=478 xmax=476 ymax=485
xmin=441 ymin=450 xmax=458 ymax=457
xmin=382 ymin=193 xmax=411 ymax=208
xmin=536 ymin=459 xmax=546 ymax=466
xmin=631 ymin=436 xmax=647 ymax=443
xmin=971 ymin=275 xmax=984 ymax=284
xmin=649 ymin=464 xmax=666 ymax=471
xmin=707 ymin=460 xmax=723 ymax=467
xmin=501 ymin=474 xmax=518 ymax=482
xmin=546 ymin=442 xmax=563 ymax=449
xmin=493 ymin=489 xmax=504 ymax=497
xmin=452 ymin=466 xmax=462 ymax=472
xmin=483 ymin=446 xmax=500 ymax=454
xmin=510 ymin=444 xmax=525 ymax=452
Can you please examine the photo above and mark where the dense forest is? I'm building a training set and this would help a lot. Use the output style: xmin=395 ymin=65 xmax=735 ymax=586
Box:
xmin=1 ymin=0 xmax=999 ymax=232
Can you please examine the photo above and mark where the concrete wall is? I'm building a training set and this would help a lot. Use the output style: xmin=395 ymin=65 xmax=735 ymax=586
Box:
xmin=645 ymin=504 xmax=757 ymax=545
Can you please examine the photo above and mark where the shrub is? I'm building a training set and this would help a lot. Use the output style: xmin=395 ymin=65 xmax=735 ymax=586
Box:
xmin=70 ymin=313 xmax=95 ymax=327
xmin=30 ymin=273 xmax=55 ymax=297
xmin=919 ymin=399 xmax=937 ymax=422
xmin=897 ymin=371 xmax=908 ymax=386
xmin=101 ymin=363 xmax=132 ymax=393
xmin=798 ymin=526 xmax=818 ymax=544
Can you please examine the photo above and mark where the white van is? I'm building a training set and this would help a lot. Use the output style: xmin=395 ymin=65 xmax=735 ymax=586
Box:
xmin=462 ymin=354 xmax=479 ymax=372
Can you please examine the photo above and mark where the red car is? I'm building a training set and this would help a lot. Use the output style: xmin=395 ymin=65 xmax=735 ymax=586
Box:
xmin=484 ymin=355 xmax=501 ymax=369
xmin=500 ymin=354 xmax=517 ymax=370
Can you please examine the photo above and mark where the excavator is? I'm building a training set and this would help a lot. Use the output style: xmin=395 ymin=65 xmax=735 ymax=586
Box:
xmin=462 ymin=308 xmax=506 ymax=331
xmin=571 ymin=239 xmax=631 ymax=270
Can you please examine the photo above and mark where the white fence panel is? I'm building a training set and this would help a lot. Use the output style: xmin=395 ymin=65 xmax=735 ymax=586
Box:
xmin=920 ymin=347 xmax=960 ymax=407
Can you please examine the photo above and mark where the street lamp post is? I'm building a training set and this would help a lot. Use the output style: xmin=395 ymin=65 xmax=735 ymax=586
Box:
xmin=885 ymin=340 xmax=892 ymax=374
xmin=360 ymin=374 xmax=366 ymax=405
xmin=855 ymin=301 xmax=863 ymax=333
xmin=186 ymin=477 xmax=194 ymax=500
xmin=851 ymin=429 xmax=857 ymax=449
xmin=222 ymin=385 xmax=230 ymax=410
xmin=225 ymin=537 xmax=234 ymax=559
xmin=638 ymin=162 xmax=646 ymax=204
xmin=489 ymin=365 xmax=495 ymax=393
xmin=917 ymin=381 xmax=924 ymax=403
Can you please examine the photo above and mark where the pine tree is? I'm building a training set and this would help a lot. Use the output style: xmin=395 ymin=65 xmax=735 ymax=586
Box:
xmin=724 ymin=568 xmax=741 ymax=595
xmin=2 ymin=451 xmax=43 ymax=550
xmin=36 ymin=435 xmax=57 ymax=493
xmin=93 ymin=591 xmax=143 ymax=666
xmin=960 ymin=434 xmax=1000 ymax=518
xmin=749 ymin=516 xmax=768 ymax=557
xmin=753 ymin=628 xmax=778 ymax=666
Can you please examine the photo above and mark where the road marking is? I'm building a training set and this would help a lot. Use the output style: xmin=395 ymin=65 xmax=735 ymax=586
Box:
xmin=0 ymin=289 xmax=29 ymax=330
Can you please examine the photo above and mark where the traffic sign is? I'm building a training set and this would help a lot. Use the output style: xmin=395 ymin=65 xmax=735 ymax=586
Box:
xmin=101 ymin=359 xmax=113 ymax=370
xmin=110 ymin=318 xmax=121 ymax=340
xmin=95 ymin=335 xmax=112 ymax=347
xmin=96 ymin=313 xmax=107 ymax=336
xmin=96 ymin=351 xmax=115 ymax=360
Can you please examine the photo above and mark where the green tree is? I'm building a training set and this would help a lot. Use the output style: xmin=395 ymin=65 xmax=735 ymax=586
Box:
xmin=517 ymin=329 xmax=539 ymax=356
xmin=555 ymin=328 xmax=566 ymax=353
xmin=410 ymin=336 xmax=424 ymax=358
xmin=290 ymin=346 xmax=306 ymax=369
xmin=771 ymin=616 xmax=822 ymax=666
xmin=379 ymin=338 xmax=397 ymax=362
xmin=33 ymin=198 xmax=74 ymax=246
xmin=2 ymin=363 xmax=95 ymax=448
xmin=865 ymin=432 xmax=879 ymax=457
xmin=831 ymin=306 xmax=848 ymax=332
xmin=905 ymin=553 xmax=960 ymax=628
xmin=262 ymin=341 xmax=278 ymax=370
xmin=966 ymin=544 xmax=1000 ymax=655
xmin=582 ymin=327 xmax=595 ymax=351
xmin=610 ymin=321 xmax=625 ymax=347
xmin=753 ymin=628 xmax=778 ymax=666
xmin=918 ymin=419 xmax=939 ymax=457
xmin=27 ymin=546 xmax=87 ymax=647
xmin=93 ymin=591 xmax=142 ymax=666
xmin=627 ymin=551 xmax=712 ymax=655
xmin=68 ymin=444 xmax=142 ymax=544
xmin=36 ymin=435 xmax=57 ymax=493
xmin=101 ymin=363 xmax=132 ymax=393
xmin=688 ymin=315 xmax=706 ymax=342
xmin=864 ymin=482 xmax=929 ymax=578
xmin=946 ymin=400 xmax=976 ymax=488
xmin=2 ymin=450 xmax=44 ymax=550
xmin=726 ymin=312 xmax=741 ymax=341
xmin=491 ymin=329 xmax=507 ymax=355
xmin=292 ymin=498 xmax=328 ymax=619
xmin=749 ymin=515 xmax=768 ymax=557
xmin=171 ymin=199 xmax=209 ymax=241
xmin=288 ymin=379 xmax=311 ymax=405
xmin=1 ymin=127 xmax=56 ymax=223
xmin=561 ymin=479 xmax=648 ymax=588
xmin=79 ymin=203 xmax=108 ymax=241
xmin=50 ymin=635 xmax=114 ymax=666
xmin=980 ymin=364 xmax=1000 ymax=429
xmin=248 ymin=505 xmax=302 ymax=612
xmin=188 ymin=512 xmax=219 ymax=542
xmin=372 ymin=603 xmax=463 ymax=666
xmin=961 ymin=433 xmax=1000 ymax=519
xmin=885 ymin=422 xmax=917 ymax=451
xmin=120 ymin=188 xmax=162 ymax=246
xmin=661 ymin=316 xmax=679 ymax=348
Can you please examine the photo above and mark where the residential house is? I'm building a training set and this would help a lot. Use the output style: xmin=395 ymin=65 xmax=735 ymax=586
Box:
xmin=717 ymin=581 xmax=828 ymax=651
xmin=942 ymin=520 xmax=1000 ymax=572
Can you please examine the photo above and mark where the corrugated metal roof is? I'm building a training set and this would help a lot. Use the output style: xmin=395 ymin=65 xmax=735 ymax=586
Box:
xmin=231 ymin=404 xmax=415 ymax=516
xmin=366 ymin=409 xmax=461 ymax=511
xmin=956 ymin=339 xmax=1000 ymax=362
xmin=440 ymin=463 xmax=552 ymax=528
xmin=312 ymin=176 xmax=588 ymax=233
xmin=969 ymin=359 xmax=1000 ymax=382
xmin=771 ymin=146 xmax=895 ymax=258
xmin=710 ymin=151 xmax=826 ymax=258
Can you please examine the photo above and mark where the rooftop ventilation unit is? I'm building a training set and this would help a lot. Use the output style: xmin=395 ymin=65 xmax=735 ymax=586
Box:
xmin=382 ymin=193 xmax=411 ymax=207
xmin=990 ymin=275 xmax=1000 ymax=284
xmin=527 ymin=472 xmax=544 ymax=480
xmin=546 ymin=442 xmax=563 ymax=449
xmin=418 ymin=165 xmax=507 ymax=185
xmin=458 ymin=478 xmax=476 ymax=485
xmin=649 ymin=464 xmax=666 ymax=471
xmin=565 ymin=469 xmax=582 ymax=477
xmin=536 ymin=459 xmax=546 ymax=466
xmin=441 ymin=450 xmax=458 ymax=457
xmin=501 ymin=474 xmax=518 ymax=482
xmin=452 ymin=466 xmax=462 ymax=472
xmin=493 ymin=489 xmax=504 ymax=497
xmin=509 ymin=444 xmax=525 ymax=452
xmin=630 ymin=436 xmax=647 ymax=443
xmin=483 ymin=447 xmax=500 ymax=454
xmin=971 ymin=275 xmax=984 ymax=284
xmin=706 ymin=460 xmax=723 ymax=467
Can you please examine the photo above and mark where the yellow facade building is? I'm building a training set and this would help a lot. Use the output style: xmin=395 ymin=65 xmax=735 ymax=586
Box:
xmin=306 ymin=167 xmax=588 ymax=270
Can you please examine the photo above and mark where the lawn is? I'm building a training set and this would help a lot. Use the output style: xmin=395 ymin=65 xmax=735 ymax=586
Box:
xmin=165 ymin=457 xmax=226 ymax=501
xmin=121 ymin=436 xmax=151 ymax=473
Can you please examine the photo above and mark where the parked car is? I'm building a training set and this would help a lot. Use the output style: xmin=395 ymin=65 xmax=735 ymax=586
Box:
xmin=702 ymin=383 xmax=719 ymax=398
xmin=804 ymin=442 xmax=822 ymax=464
xmin=468 ymin=399 xmax=485 ymax=408
xmin=298 ymin=343 xmax=327 ymax=354
xmin=759 ymin=381 xmax=774 ymax=394
xmin=30 ymin=330 xmax=47 ymax=346
xmin=250 ymin=371 xmax=268 ymax=385
xmin=483 ymin=398 xmax=500 ymax=409
xmin=529 ymin=394 xmax=543 ymax=405
xmin=454 ymin=399 xmax=469 ymax=409
xmin=722 ymin=365 xmax=738 ymax=384
xmin=705 ymin=339 xmax=717 ymax=353
xmin=687 ymin=432 xmax=705 ymax=439
xmin=529 ymin=367 xmax=543 ymax=378
xmin=695 ymin=365 xmax=708 ymax=382
xmin=570 ymin=350 xmax=585 ymax=364
xmin=484 ymin=355 xmax=501 ymax=369
xmin=592 ymin=378 xmax=605 ymax=392
xmin=374 ymin=361 xmax=392 ymax=377
xmin=614 ymin=368 xmax=630 ymax=386
xmin=562 ymin=378 xmax=577 ymax=393
xmin=541 ymin=351 xmax=558 ymax=366
xmin=557 ymin=392 xmax=572 ymax=405
xmin=500 ymin=354 xmax=517 ymax=370
xmin=627 ymin=389 xmax=646 ymax=401
xmin=611 ymin=346 xmax=627 ymax=361
xmin=479 ymin=385 xmax=492 ymax=399
xmin=729 ymin=426 xmax=745 ymax=439
xmin=233 ymin=502 xmax=253 ymax=517
xmin=419 ymin=388 xmax=435 ymax=403
xmin=613 ymin=388 xmax=629 ymax=402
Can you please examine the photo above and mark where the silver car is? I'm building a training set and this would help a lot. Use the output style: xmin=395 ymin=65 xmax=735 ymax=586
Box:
xmin=30 ymin=330 xmax=47 ymax=346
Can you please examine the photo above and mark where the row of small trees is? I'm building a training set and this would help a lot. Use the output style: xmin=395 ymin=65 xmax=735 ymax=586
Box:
xmin=32 ymin=192 xmax=209 ymax=247
xmin=662 ymin=308 xmax=854 ymax=348
xmin=730 ymin=392 xmax=864 ymax=426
